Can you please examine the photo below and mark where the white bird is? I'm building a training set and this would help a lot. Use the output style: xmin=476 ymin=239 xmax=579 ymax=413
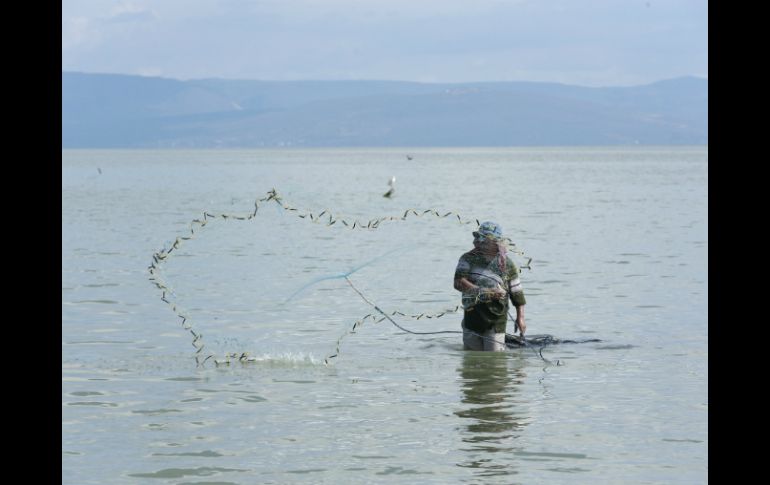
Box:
xmin=383 ymin=176 xmax=395 ymax=198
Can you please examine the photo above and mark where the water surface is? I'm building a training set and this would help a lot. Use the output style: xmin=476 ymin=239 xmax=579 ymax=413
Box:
xmin=63 ymin=147 xmax=707 ymax=484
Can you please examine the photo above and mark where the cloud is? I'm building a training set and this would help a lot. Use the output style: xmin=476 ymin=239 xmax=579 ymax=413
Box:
xmin=106 ymin=1 xmax=157 ymax=23
xmin=61 ymin=0 xmax=707 ymax=85
xmin=62 ymin=16 xmax=93 ymax=50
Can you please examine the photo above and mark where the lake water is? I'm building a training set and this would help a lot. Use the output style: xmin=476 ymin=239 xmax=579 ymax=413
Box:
xmin=62 ymin=147 xmax=707 ymax=484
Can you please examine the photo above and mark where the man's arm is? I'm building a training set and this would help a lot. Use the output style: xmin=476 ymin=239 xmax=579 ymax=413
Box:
xmin=513 ymin=304 xmax=526 ymax=335
xmin=507 ymin=264 xmax=527 ymax=334
xmin=455 ymin=277 xmax=506 ymax=299
xmin=454 ymin=276 xmax=477 ymax=293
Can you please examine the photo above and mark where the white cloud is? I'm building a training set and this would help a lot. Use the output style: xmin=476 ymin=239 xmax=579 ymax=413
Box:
xmin=62 ymin=16 xmax=93 ymax=50
xmin=134 ymin=67 xmax=164 ymax=77
xmin=106 ymin=1 xmax=157 ymax=22
xmin=61 ymin=0 xmax=708 ymax=85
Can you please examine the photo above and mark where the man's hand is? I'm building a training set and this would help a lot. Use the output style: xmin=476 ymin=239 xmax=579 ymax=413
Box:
xmin=484 ymin=286 xmax=507 ymax=300
xmin=516 ymin=315 xmax=526 ymax=336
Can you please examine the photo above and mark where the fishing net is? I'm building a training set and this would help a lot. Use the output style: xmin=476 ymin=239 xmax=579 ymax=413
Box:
xmin=149 ymin=189 xmax=537 ymax=366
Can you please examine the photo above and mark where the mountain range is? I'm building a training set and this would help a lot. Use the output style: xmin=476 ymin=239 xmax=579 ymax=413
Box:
xmin=62 ymin=72 xmax=707 ymax=148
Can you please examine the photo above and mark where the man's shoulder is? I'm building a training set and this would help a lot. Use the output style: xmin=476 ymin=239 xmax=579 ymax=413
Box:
xmin=459 ymin=250 xmax=482 ymax=262
xmin=505 ymin=256 xmax=520 ymax=275
xmin=455 ymin=250 xmax=480 ymax=274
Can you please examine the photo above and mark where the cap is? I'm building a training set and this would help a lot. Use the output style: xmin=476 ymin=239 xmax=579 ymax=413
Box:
xmin=473 ymin=221 xmax=503 ymax=241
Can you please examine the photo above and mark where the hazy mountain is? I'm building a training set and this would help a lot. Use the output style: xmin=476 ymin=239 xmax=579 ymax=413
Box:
xmin=62 ymin=72 xmax=707 ymax=147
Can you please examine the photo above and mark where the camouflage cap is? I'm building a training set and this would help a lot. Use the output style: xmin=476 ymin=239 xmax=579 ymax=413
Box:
xmin=473 ymin=221 xmax=503 ymax=241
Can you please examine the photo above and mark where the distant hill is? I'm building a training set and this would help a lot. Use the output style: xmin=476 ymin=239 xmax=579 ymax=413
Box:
xmin=62 ymin=72 xmax=707 ymax=147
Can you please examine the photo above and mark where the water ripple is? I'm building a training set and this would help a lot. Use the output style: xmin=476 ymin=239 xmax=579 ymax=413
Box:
xmin=127 ymin=467 xmax=248 ymax=479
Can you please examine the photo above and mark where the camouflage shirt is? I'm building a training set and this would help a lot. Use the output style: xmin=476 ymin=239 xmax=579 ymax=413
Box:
xmin=454 ymin=250 xmax=526 ymax=333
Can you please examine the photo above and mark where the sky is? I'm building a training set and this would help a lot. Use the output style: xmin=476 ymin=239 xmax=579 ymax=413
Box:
xmin=62 ymin=0 xmax=708 ymax=87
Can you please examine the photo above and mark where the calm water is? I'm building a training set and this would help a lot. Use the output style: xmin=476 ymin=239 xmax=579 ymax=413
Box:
xmin=62 ymin=147 xmax=708 ymax=484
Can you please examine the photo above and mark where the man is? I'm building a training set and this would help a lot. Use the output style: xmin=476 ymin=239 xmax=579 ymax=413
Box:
xmin=454 ymin=221 xmax=526 ymax=351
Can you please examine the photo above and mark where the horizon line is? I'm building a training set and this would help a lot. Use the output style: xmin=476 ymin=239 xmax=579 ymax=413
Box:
xmin=62 ymin=70 xmax=708 ymax=89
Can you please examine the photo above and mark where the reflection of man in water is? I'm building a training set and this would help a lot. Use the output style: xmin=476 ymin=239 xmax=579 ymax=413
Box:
xmin=455 ymin=352 xmax=527 ymax=474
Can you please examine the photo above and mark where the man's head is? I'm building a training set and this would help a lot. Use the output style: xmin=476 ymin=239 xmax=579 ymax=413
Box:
xmin=473 ymin=221 xmax=503 ymax=242
xmin=473 ymin=221 xmax=507 ymax=263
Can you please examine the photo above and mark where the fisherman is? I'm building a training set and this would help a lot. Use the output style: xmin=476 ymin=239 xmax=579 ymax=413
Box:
xmin=453 ymin=221 xmax=526 ymax=351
